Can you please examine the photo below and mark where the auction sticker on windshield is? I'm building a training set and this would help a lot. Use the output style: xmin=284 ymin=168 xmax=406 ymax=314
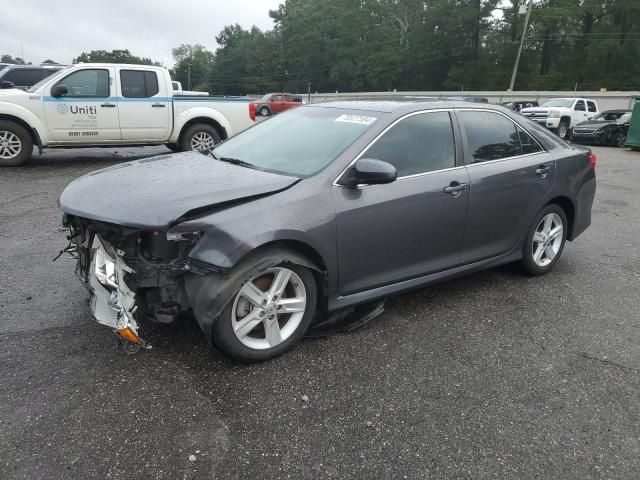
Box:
xmin=335 ymin=114 xmax=377 ymax=125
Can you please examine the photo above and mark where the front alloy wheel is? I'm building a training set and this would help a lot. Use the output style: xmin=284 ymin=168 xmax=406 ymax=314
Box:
xmin=0 ymin=130 xmax=22 ymax=160
xmin=191 ymin=131 xmax=217 ymax=152
xmin=213 ymin=262 xmax=317 ymax=362
xmin=556 ymin=122 xmax=569 ymax=140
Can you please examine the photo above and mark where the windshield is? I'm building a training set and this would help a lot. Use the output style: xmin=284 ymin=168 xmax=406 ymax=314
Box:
xmin=590 ymin=111 xmax=629 ymax=122
xmin=542 ymin=99 xmax=574 ymax=108
xmin=261 ymin=94 xmax=272 ymax=100
xmin=213 ymin=106 xmax=377 ymax=177
xmin=617 ymin=113 xmax=632 ymax=124
xmin=26 ymin=66 xmax=70 ymax=92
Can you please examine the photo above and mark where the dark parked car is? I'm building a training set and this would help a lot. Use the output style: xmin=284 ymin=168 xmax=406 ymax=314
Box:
xmin=59 ymin=101 xmax=596 ymax=362
xmin=571 ymin=110 xmax=632 ymax=147
xmin=501 ymin=100 xmax=539 ymax=112
xmin=0 ymin=65 xmax=64 ymax=90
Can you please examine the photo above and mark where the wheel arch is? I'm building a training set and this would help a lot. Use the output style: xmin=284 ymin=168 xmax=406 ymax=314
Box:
xmin=176 ymin=116 xmax=228 ymax=146
xmin=545 ymin=196 xmax=576 ymax=240
xmin=0 ymin=114 xmax=42 ymax=150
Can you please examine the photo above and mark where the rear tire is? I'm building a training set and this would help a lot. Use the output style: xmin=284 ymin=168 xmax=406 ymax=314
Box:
xmin=0 ymin=120 xmax=33 ymax=166
xmin=259 ymin=106 xmax=270 ymax=117
xmin=212 ymin=260 xmax=317 ymax=363
xmin=179 ymin=124 xmax=221 ymax=153
xmin=521 ymin=204 xmax=568 ymax=276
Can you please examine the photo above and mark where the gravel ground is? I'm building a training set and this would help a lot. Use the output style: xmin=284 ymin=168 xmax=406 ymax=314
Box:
xmin=0 ymin=145 xmax=638 ymax=479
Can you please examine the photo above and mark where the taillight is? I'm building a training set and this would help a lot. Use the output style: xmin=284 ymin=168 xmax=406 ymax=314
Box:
xmin=249 ymin=103 xmax=256 ymax=121
xmin=588 ymin=152 xmax=596 ymax=169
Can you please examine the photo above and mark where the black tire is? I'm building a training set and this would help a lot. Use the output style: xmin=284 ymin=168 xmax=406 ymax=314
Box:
xmin=555 ymin=120 xmax=570 ymax=140
xmin=521 ymin=204 xmax=568 ymax=276
xmin=259 ymin=106 xmax=271 ymax=117
xmin=179 ymin=123 xmax=221 ymax=153
xmin=0 ymin=120 xmax=33 ymax=166
xmin=212 ymin=260 xmax=317 ymax=363
xmin=611 ymin=132 xmax=627 ymax=148
xmin=165 ymin=143 xmax=180 ymax=152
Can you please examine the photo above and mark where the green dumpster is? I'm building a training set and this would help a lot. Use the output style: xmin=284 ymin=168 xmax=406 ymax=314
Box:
xmin=625 ymin=97 xmax=640 ymax=148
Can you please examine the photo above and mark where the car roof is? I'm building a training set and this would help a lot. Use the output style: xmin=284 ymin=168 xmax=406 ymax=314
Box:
xmin=2 ymin=64 xmax=64 ymax=70
xmin=311 ymin=99 xmax=504 ymax=113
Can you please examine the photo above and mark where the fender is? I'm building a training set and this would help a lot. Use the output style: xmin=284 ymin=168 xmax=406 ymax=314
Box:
xmin=170 ymin=106 xmax=233 ymax=144
xmin=0 ymin=102 xmax=49 ymax=145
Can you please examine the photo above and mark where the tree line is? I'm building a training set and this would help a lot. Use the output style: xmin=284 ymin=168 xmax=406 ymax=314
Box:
xmin=4 ymin=0 xmax=639 ymax=95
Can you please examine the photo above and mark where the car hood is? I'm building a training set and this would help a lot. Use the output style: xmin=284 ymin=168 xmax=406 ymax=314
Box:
xmin=0 ymin=88 xmax=28 ymax=98
xmin=59 ymin=151 xmax=299 ymax=229
xmin=521 ymin=107 xmax=550 ymax=114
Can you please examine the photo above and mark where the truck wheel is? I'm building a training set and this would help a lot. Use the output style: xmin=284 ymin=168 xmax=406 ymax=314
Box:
xmin=259 ymin=106 xmax=270 ymax=117
xmin=555 ymin=121 xmax=569 ymax=140
xmin=180 ymin=124 xmax=221 ymax=153
xmin=0 ymin=120 xmax=33 ymax=167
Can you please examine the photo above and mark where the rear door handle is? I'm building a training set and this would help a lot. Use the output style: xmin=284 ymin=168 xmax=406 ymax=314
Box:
xmin=535 ymin=165 xmax=551 ymax=175
xmin=100 ymin=103 xmax=116 ymax=108
xmin=443 ymin=182 xmax=468 ymax=196
xmin=152 ymin=103 xmax=166 ymax=108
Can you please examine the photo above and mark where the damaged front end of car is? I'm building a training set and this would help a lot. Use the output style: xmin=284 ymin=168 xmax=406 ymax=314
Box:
xmin=63 ymin=214 xmax=208 ymax=350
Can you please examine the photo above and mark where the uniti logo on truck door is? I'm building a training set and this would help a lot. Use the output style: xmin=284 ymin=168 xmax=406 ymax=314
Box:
xmin=56 ymin=104 xmax=97 ymax=115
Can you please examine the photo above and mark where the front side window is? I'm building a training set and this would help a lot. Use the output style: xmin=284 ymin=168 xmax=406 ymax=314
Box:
xmin=272 ymin=95 xmax=282 ymax=101
xmin=53 ymin=69 xmax=109 ymax=98
xmin=457 ymin=111 xmax=521 ymax=162
xmin=363 ymin=112 xmax=456 ymax=177
xmin=575 ymin=100 xmax=586 ymax=111
xmin=120 ymin=70 xmax=159 ymax=98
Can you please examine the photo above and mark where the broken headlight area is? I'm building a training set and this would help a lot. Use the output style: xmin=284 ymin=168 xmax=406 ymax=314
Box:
xmin=63 ymin=215 xmax=206 ymax=347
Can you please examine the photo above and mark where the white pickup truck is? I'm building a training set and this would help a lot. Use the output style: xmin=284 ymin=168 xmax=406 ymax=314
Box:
xmin=520 ymin=98 xmax=599 ymax=140
xmin=0 ymin=63 xmax=255 ymax=166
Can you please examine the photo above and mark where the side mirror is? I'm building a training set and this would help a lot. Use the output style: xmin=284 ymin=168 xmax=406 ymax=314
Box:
xmin=51 ymin=85 xmax=68 ymax=97
xmin=341 ymin=158 xmax=397 ymax=186
xmin=0 ymin=80 xmax=15 ymax=89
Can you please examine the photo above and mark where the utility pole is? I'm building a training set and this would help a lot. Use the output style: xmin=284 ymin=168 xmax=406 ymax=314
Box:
xmin=307 ymin=81 xmax=311 ymax=104
xmin=187 ymin=63 xmax=192 ymax=90
xmin=508 ymin=0 xmax=533 ymax=91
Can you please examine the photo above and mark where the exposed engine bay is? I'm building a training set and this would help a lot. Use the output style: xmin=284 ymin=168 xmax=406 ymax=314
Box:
xmin=63 ymin=214 xmax=206 ymax=349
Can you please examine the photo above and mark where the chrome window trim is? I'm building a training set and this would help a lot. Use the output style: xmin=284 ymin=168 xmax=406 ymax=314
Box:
xmin=333 ymin=107 xmax=548 ymax=187
xmin=333 ymin=108 xmax=458 ymax=187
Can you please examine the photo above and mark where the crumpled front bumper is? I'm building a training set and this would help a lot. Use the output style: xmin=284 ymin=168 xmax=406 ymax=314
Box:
xmin=88 ymin=236 xmax=145 ymax=345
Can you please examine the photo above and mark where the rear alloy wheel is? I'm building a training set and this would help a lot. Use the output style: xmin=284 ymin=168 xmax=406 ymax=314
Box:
xmin=259 ymin=106 xmax=270 ymax=117
xmin=213 ymin=263 xmax=317 ymax=362
xmin=180 ymin=124 xmax=221 ymax=154
xmin=612 ymin=132 xmax=627 ymax=148
xmin=556 ymin=121 xmax=569 ymax=140
xmin=0 ymin=120 xmax=32 ymax=166
xmin=521 ymin=204 xmax=568 ymax=276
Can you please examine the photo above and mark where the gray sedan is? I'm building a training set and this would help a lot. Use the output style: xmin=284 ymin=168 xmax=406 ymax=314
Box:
xmin=59 ymin=100 xmax=596 ymax=362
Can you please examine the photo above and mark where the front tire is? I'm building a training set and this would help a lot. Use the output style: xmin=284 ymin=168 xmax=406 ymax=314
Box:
xmin=521 ymin=204 xmax=568 ymax=276
xmin=212 ymin=262 xmax=317 ymax=363
xmin=611 ymin=132 xmax=627 ymax=148
xmin=555 ymin=121 xmax=570 ymax=140
xmin=0 ymin=120 xmax=33 ymax=166
xmin=259 ymin=106 xmax=270 ymax=117
xmin=179 ymin=124 xmax=221 ymax=153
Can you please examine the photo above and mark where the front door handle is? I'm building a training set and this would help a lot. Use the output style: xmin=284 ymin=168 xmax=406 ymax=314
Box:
xmin=100 ymin=103 xmax=116 ymax=108
xmin=152 ymin=103 xmax=166 ymax=108
xmin=443 ymin=182 xmax=468 ymax=196
xmin=535 ymin=165 xmax=551 ymax=176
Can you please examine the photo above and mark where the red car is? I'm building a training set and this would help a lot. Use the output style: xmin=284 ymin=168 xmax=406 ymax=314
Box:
xmin=252 ymin=93 xmax=304 ymax=117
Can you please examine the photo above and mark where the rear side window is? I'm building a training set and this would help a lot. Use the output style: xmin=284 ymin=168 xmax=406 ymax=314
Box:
xmin=587 ymin=101 xmax=597 ymax=112
xmin=120 ymin=70 xmax=159 ymax=98
xmin=518 ymin=127 xmax=543 ymax=154
xmin=364 ymin=111 xmax=456 ymax=177
xmin=4 ymin=69 xmax=43 ymax=86
xmin=457 ymin=111 xmax=521 ymax=162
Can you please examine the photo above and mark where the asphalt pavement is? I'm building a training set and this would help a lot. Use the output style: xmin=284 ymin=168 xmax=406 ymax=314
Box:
xmin=1 ymin=145 xmax=639 ymax=479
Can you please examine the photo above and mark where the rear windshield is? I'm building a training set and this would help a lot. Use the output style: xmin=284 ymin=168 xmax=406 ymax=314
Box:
xmin=213 ymin=106 xmax=378 ymax=177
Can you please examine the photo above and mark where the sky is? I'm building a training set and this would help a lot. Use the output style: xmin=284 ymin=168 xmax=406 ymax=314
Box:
xmin=0 ymin=0 xmax=283 ymax=67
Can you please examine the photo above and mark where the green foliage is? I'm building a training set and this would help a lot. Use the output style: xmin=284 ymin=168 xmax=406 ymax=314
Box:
xmin=73 ymin=50 xmax=159 ymax=66
xmin=171 ymin=44 xmax=215 ymax=91
xmin=1 ymin=55 xmax=27 ymax=65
